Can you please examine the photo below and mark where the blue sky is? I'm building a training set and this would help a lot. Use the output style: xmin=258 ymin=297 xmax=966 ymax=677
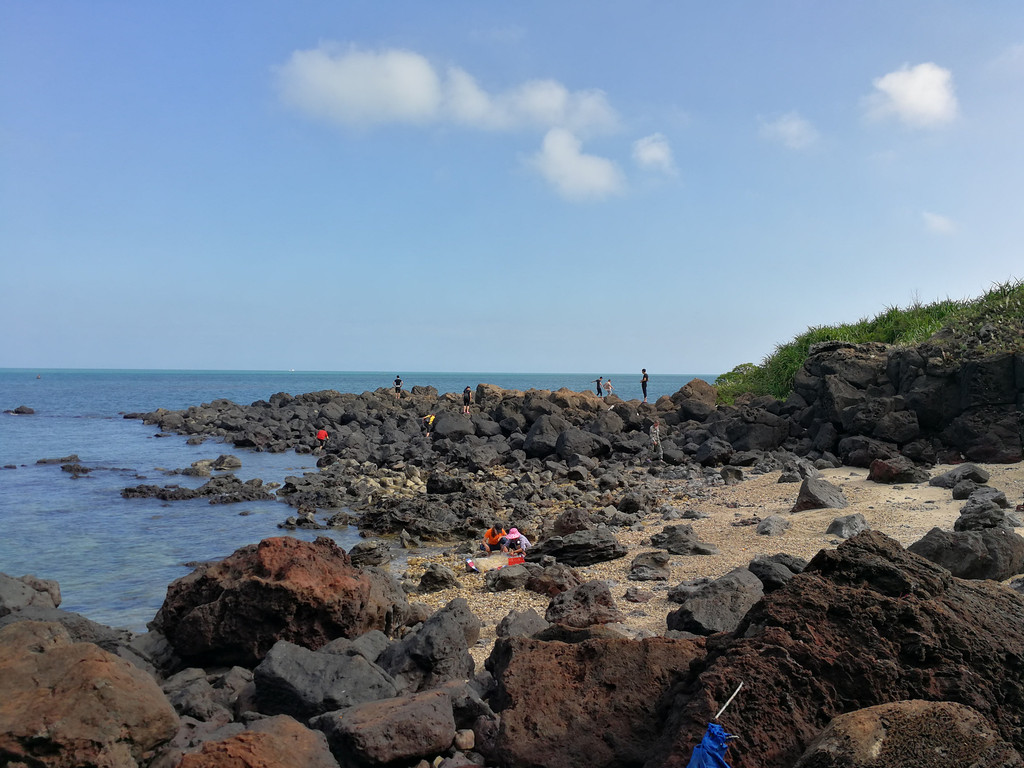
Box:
xmin=2 ymin=2 xmax=1022 ymax=375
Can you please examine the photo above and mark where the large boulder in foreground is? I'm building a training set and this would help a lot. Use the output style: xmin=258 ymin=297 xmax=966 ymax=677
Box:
xmin=650 ymin=531 xmax=1024 ymax=768
xmin=151 ymin=536 xmax=409 ymax=668
xmin=792 ymin=699 xmax=1023 ymax=767
xmin=486 ymin=635 xmax=704 ymax=768
xmin=0 ymin=621 xmax=179 ymax=767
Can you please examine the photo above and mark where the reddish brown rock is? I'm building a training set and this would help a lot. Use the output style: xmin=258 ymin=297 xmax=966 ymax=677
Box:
xmin=178 ymin=715 xmax=339 ymax=768
xmin=650 ymin=531 xmax=1024 ymax=768
xmin=487 ymin=636 xmax=704 ymax=768
xmin=0 ymin=620 xmax=179 ymax=767
xmin=792 ymin=700 xmax=1023 ymax=767
xmin=151 ymin=536 xmax=409 ymax=667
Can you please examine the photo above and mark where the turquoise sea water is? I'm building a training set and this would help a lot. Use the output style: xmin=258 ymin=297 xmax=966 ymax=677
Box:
xmin=0 ymin=369 xmax=714 ymax=632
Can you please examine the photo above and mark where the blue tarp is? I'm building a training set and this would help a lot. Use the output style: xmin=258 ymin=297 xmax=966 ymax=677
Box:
xmin=685 ymin=723 xmax=734 ymax=768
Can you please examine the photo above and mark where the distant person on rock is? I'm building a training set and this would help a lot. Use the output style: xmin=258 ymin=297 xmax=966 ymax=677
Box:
xmin=641 ymin=368 xmax=649 ymax=402
xmin=394 ymin=375 xmax=403 ymax=394
xmin=506 ymin=527 xmax=532 ymax=556
xmin=462 ymin=386 xmax=473 ymax=414
xmin=604 ymin=378 xmax=614 ymax=397
xmin=422 ymin=414 xmax=435 ymax=438
xmin=480 ymin=523 xmax=508 ymax=555
xmin=593 ymin=377 xmax=603 ymax=396
xmin=315 ymin=428 xmax=328 ymax=452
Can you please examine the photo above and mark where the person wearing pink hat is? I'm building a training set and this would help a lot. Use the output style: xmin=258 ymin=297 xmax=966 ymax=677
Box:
xmin=506 ymin=527 xmax=532 ymax=556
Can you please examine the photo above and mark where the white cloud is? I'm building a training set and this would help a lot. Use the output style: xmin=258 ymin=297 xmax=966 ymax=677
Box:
xmin=277 ymin=44 xmax=618 ymax=134
xmin=922 ymin=211 xmax=956 ymax=234
xmin=758 ymin=111 xmax=819 ymax=149
xmin=632 ymin=133 xmax=677 ymax=175
xmin=276 ymin=46 xmax=442 ymax=126
xmin=529 ymin=129 xmax=624 ymax=201
xmin=866 ymin=62 xmax=958 ymax=128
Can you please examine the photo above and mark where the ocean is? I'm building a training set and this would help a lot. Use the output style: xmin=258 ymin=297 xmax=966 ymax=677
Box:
xmin=0 ymin=369 xmax=714 ymax=633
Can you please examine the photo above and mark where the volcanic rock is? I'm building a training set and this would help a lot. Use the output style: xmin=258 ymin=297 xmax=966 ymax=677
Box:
xmin=792 ymin=699 xmax=1024 ymax=768
xmin=665 ymin=567 xmax=763 ymax=636
xmin=176 ymin=715 xmax=339 ymax=768
xmin=150 ymin=536 xmax=409 ymax=667
xmin=376 ymin=598 xmax=480 ymax=694
xmin=310 ymin=689 xmax=456 ymax=767
xmin=253 ymin=639 xmax=399 ymax=720
xmin=485 ymin=635 xmax=704 ymax=768
xmin=649 ymin=531 xmax=1024 ymax=768
xmin=825 ymin=513 xmax=869 ymax=539
xmin=544 ymin=580 xmax=624 ymax=627
xmin=0 ymin=620 xmax=179 ymax=767
xmin=908 ymin=526 xmax=1024 ymax=580
xmin=527 ymin=527 xmax=628 ymax=566
xmin=791 ymin=476 xmax=849 ymax=513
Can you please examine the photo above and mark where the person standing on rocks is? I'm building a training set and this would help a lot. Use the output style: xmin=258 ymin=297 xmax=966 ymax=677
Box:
xmin=641 ymin=368 xmax=649 ymax=402
xmin=593 ymin=377 xmax=603 ymax=396
xmin=462 ymin=386 xmax=473 ymax=415
xmin=394 ymin=375 xmax=403 ymax=394
xmin=422 ymin=414 xmax=435 ymax=438
xmin=315 ymin=428 xmax=328 ymax=452
xmin=604 ymin=378 xmax=614 ymax=397
xmin=649 ymin=420 xmax=663 ymax=462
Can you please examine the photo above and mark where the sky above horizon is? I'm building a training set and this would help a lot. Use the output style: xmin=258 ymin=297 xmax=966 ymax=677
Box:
xmin=2 ymin=2 xmax=1023 ymax=375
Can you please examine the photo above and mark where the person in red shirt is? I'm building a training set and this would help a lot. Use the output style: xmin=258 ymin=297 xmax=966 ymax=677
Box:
xmin=315 ymin=428 xmax=328 ymax=452
xmin=479 ymin=523 xmax=508 ymax=554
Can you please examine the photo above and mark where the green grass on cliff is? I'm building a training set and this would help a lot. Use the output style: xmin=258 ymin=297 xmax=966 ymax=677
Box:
xmin=716 ymin=278 xmax=1024 ymax=403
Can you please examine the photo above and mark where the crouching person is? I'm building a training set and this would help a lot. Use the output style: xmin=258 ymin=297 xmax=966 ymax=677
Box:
xmin=480 ymin=523 xmax=508 ymax=554
xmin=506 ymin=527 xmax=532 ymax=557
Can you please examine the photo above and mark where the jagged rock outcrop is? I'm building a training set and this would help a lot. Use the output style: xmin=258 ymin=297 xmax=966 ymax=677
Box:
xmin=648 ymin=531 xmax=1024 ymax=768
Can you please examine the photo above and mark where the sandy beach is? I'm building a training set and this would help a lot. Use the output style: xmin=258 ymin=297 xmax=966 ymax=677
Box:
xmin=406 ymin=462 xmax=1024 ymax=667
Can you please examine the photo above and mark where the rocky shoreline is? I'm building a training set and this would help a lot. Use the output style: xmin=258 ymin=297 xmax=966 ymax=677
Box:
xmin=3 ymin=340 xmax=1024 ymax=767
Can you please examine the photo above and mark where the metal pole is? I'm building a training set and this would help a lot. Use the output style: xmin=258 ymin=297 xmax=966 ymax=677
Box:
xmin=714 ymin=681 xmax=744 ymax=720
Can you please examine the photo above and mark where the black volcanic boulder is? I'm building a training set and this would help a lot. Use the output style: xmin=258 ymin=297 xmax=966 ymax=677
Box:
xmin=151 ymin=536 xmax=410 ymax=668
xmin=252 ymin=639 xmax=399 ymax=720
xmin=908 ymin=526 xmax=1024 ymax=581
xmin=526 ymin=528 xmax=628 ymax=566
xmin=523 ymin=414 xmax=570 ymax=459
xmin=666 ymin=567 xmax=763 ymax=636
xmin=790 ymin=476 xmax=848 ymax=513
xmin=648 ymin=531 xmax=1024 ymax=768
xmin=376 ymin=598 xmax=480 ymax=694
xmin=928 ymin=463 xmax=991 ymax=488
xmin=866 ymin=456 xmax=929 ymax=484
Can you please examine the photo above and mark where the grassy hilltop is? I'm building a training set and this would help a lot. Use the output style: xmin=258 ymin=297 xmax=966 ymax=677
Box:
xmin=716 ymin=278 xmax=1024 ymax=404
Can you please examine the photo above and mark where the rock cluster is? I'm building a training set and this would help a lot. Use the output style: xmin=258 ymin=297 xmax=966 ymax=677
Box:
xmin=4 ymin=526 xmax=1024 ymax=768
